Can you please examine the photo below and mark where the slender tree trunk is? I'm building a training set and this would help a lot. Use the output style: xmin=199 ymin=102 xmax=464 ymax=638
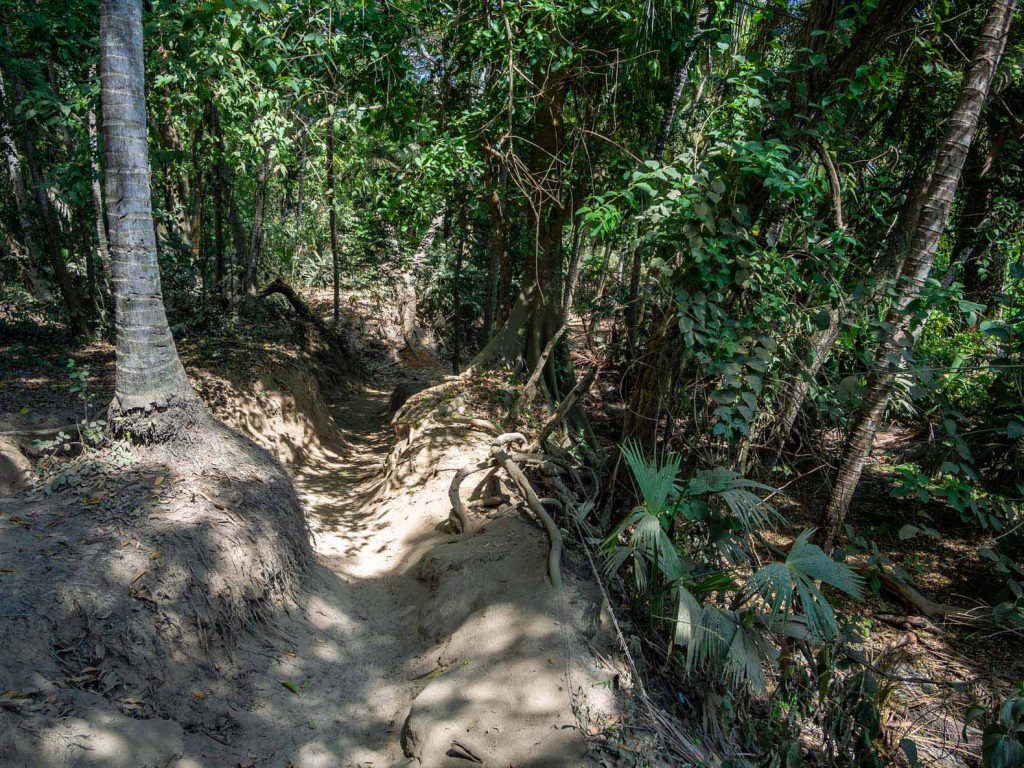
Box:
xmin=776 ymin=309 xmax=842 ymax=439
xmin=393 ymin=207 xmax=446 ymax=351
xmin=956 ymin=137 xmax=1003 ymax=308
xmin=213 ymin=166 xmax=225 ymax=297
xmin=820 ymin=0 xmax=1016 ymax=552
xmin=87 ymin=102 xmax=112 ymax=284
xmin=101 ymin=0 xmax=201 ymax=437
xmin=1 ymin=73 xmax=51 ymax=301
xmin=561 ymin=219 xmax=584 ymax=318
xmin=585 ymin=242 xmax=614 ymax=340
xmin=481 ymin=183 xmax=509 ymax=339
xmin=243 ymin=143 xmax=273 ymax=294
xmin=622 ymin=305 xmax=683 ymax=451
xmin=481 ymin=174 xmax=508 ymax=343
xmin=327 ymin=114 xmax=339 ymax=321
xmin=452 ymin=201 xmax=466 ymax=374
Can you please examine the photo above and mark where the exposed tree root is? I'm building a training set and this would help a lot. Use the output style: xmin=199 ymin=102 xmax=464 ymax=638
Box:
xmin=490 ymin=437 xmax=563 ymax=591
xmin=108 ymin=392 xmax=210 ymax=443
xmin=448 ymin=459 xmax=497 ymax=532
xmin=508 ymin=325 xmax=565 ymax=423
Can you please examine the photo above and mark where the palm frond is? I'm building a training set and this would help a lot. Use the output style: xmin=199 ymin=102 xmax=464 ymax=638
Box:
xmin=740 ymin=529 xmax=864 ymax=641
xmin=621 ymin=439 xmax=681 ymax=516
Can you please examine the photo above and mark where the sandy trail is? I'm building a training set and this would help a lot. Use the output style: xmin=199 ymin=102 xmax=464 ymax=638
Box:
xmin=168 ymin=384 xmax=435 ymax=767
xmin=173 ymin=375 xmax=614 ymax=768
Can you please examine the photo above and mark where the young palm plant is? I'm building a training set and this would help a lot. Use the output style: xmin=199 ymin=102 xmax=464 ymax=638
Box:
xmin=604 ymin=440 xmax=864 ymax=697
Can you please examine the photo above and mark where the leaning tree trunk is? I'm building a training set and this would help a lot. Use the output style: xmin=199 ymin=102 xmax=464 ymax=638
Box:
xmin=101 ymin=0 xmax=203 ymax=439
xmin=820 ymin=0 xmax=1016 ymax=552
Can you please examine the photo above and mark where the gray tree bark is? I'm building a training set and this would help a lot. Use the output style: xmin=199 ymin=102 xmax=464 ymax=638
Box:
xmin=101 ymin=0 xmax=201 ymax=436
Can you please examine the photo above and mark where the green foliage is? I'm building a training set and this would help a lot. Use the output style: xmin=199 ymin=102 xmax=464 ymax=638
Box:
xmin=606 ymin=442 xmax=862 ymax=699
xmin=967 ymin=684 xmax=1024 ymax=768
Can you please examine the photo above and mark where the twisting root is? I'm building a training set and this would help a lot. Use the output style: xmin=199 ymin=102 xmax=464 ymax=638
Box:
xmin=491 ymin=439 xmax=563 ymax=591
xmin=448 ymin=459 xmax=497 ymax=532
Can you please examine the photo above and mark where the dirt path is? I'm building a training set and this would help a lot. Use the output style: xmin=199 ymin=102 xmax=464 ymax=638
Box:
xmin=0 ymin=326 xmax=618 ymax=767
xmin=172 ymin=375 xmax=617 ymax=767
xmin=172 ymin=384 xmax=435 ymax=767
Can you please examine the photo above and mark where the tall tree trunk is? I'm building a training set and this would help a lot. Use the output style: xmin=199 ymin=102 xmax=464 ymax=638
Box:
xmin=585 ymin=242 xmax=614 ymax=340
xmin=452 ymin=200 xmax=467 ymax=374
xmin=101 ymin=0 xmax=201 ymax=437
xmin=561 ymin=219 xmax=584 ymax=318
xmin=481 ymin=180 xmax=509 ymax=339
xmin=327 ymin=114 xmax=339 ymax=321
xmin=473 ymin=67 xmax=577 ymax=398
xmin=0 ymin=73 xmax=51 ymax=301
xmin=820 ymin=0 xmax=1016 ymax=552
xmin=481 ymin=171 xmax=508 ymax=343
xmin=622 ymin=305 xmax=684 ymax=451
xmin=213 ymin=163 xmax=225 ymax=297
xmin=956 ymin=129 xmax=1006 ymax=308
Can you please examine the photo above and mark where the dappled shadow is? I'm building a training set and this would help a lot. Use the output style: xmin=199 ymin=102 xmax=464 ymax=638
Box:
xmin=0 ymin=314 xmax=618 ymax=766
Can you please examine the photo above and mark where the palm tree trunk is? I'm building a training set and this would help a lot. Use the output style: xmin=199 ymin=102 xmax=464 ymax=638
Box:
xmin=820 ymin=0 xmax=1016 ymax=552
xmin=101 ymin=0 xmax=201 ymax=437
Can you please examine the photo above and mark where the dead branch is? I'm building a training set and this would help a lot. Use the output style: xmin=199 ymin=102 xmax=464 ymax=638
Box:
xmin=838 ymin=557 xmax=990 ymax=625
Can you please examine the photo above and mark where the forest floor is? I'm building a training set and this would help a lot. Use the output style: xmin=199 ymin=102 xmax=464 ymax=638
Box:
xmin=0 ymin=293 xmax=628 ymax=768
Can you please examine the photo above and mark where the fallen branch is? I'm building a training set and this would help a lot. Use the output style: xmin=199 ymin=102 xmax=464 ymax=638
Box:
xmin=870 ymin=566 xmax=988 ymax=624
xmin=824 ymin=554 xmax=991 ymax=625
